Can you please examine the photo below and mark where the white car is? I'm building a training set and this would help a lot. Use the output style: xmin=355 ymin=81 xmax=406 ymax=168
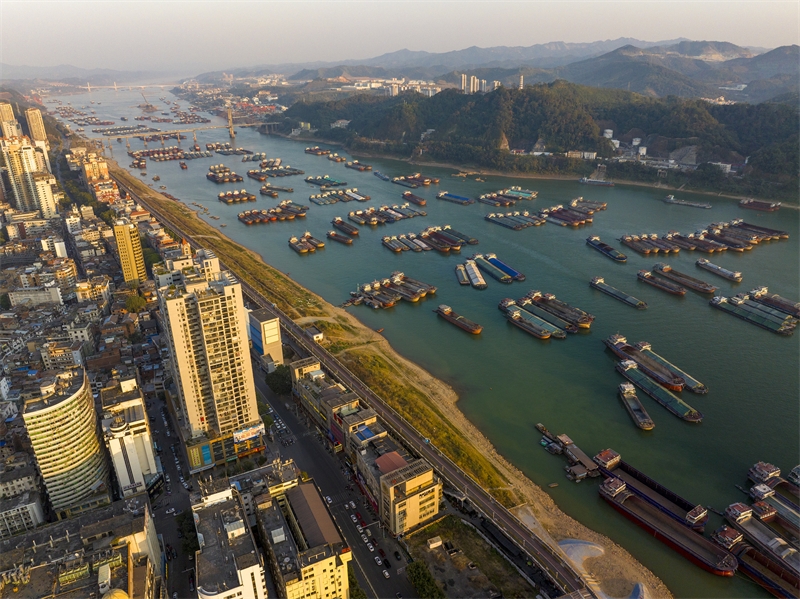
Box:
xmin=349 ymin=500 xmax=356 ymax=509
xmin=367 ymin=543 xmax=374 ymax=552
xmin=350 ymin=514 xmax=357 ymax=523
xmin=356 ymin=525 xmax=363 ymax=533
xmin=325 ymin=496 xmax=332 ymax=505
xmin=374 ymin=556 xmax=382 ymax=565
xmin=382 ymin=570 xmax=390 ymax=579
xmin=361 ymin=534 xmax=368 ymax=543
xmin=165 ymin=508 xmax=175 ymax=515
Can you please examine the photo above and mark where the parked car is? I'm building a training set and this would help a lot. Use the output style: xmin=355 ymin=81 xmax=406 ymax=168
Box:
xmin=325 ymin=496 xmax=332 ymax=505
xmin=349 ymin=500 xmax=356 ymax=509
xmin=350 ymin=515 xmax=357 ymax=523
xmin=374 ymin=556 xmax=382 ymax=566
xmin=382 ymin=570 xmax=390 ymax=579
xmin=367 ymin=543 xmax=374 ymax=552
xmin=165 ymin=508 xmax=175 ymax=515
xmin=394 ymin=551 xmax=402 ymax=561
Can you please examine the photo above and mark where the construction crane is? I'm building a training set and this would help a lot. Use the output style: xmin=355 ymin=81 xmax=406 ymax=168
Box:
xmin=139 ymin=92 xmax=157 ymax=113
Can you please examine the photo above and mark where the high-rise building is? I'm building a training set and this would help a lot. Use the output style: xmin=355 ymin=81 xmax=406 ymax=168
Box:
xmin=0 ymin=137 xmax=39 ymax=211
xmin=1 ymin=120 xmax=23 ymax=138
xmin=461 ymin=73 xmax=467 ymax=93
xmin=469 ymin=75 xmax=479 ymax=94
xmin=81 ymin=153 xmax=109 ymax=182
xmin=0 ymin=102 xmax=14 ymax=123
xmin=519 ymin=75 xmax=524 ymax=90
xmin=32 ymin=172 xmax=58 ymax=218
xmin=22 ymin=368 xmax=111 ymax=519
xmin=480 ymin=79 xmax=487 ymax=93
xmin=159 ymin=250 xmax=260 ymax=442
xmin=493 ymin=80 xmax=502 ymax=90
xmin=24 ymin=108 xmax=47 ymax=143
xmin=113 ymin=218 xmax=147 ymax=286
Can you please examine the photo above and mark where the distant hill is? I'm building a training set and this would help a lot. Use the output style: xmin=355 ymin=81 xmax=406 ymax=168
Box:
xmin=0 ymin=63 xmax=187 ymax=85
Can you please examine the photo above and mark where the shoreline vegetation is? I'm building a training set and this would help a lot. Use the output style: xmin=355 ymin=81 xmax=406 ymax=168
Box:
xmin=109 ymin=161 xmax=672 ymax=598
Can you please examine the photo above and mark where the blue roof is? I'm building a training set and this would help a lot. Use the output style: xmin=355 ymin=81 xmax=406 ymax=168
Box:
xmin=354 ymin=424 xmax=375 ymax=442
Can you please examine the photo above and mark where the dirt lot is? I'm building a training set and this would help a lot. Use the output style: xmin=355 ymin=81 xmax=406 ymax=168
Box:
xmin=407 ymin=516 xmax=538 ymax=599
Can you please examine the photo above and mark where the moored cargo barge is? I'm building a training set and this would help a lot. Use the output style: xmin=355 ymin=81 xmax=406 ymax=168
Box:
xmin=594 ymin=449 xmax=708 ymax=530
xmin=524 ymin=290 xmax=595 ymax=329
xmin=653 ymin=263 xmax=718 ymax=294
xmin=331 ymin=217 xmax=359 ymax=236
xmin=437 ymin=191 xmax=475 ymax=205
xmin=638 ymin=270 xmax=687 ymax=295
xmin=616 ymin=361 xmax=702 ymax=422
xmin=696 ymin=259 xmax=743 ymax=282
xmin=617 ymin=384 xmax=655 ymax=430
xmin=586 ymin=236 xmax=627 ymax=262
xmin=636 ymin=341 xmax=707 ymax=394
xmin=726 ymin=503 xmax=800 ymax=576
xmin=590 ymin=277 xmax=647 ymax=309
xmin=599 ymin=478 xmax=737 ymax=576
xmin=463 ymin=260 xmax=487 ymax=289
xmin=740 ymin=199 xmax=781 ymax=212
xmin=712 ymin=525 xmax=800 ymax=598
xmin=604 ymin=334 xmax=685 ymax=391
xmin=516 ymin=296 xmax=579 ymax=333
xmin=471 ymin=254 xmax=512 ymax=284
xmin=710 ymin=296 xmax=797 ymax=335
xmin=749 ymin=287 xmax=800 ymax=318
xmin=499 ymin=299 xmax=564 ymax=339
xmin=485 ymin=253 xmax=525 ymax=281
xmin=402 ymin=191 xmax=427 ymax=206
xmin=435 ymin=305 xmax=483 ymax=334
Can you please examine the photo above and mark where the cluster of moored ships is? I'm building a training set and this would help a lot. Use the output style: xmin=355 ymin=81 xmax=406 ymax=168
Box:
xmin=535 ymin=424 xmax=799 ymax=595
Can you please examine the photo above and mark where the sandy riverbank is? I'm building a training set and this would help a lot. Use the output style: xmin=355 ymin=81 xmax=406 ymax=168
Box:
xmin=111 ymin=163 xmax=672 ymax=599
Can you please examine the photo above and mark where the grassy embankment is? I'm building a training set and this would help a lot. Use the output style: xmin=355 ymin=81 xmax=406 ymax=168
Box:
xmin=112 ymin=165 xmax=518 ymax=508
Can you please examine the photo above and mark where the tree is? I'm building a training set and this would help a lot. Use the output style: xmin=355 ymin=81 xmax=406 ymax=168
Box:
xmin=264 ymin=364 xmax=292 ymax=396
xmin=0 ymin=294 xmax=10 ymax=310
xmin=347 ymin=563 xmax=367 ymax=599
xmin=406 ymin=561 xmax=446 ymax=599
xmin=126 ymin=294 xmax=146 ymax=313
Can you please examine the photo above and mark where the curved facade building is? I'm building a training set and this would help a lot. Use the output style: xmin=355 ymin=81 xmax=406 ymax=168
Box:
xmin=23 ymin=369 xmax=110 ymax=519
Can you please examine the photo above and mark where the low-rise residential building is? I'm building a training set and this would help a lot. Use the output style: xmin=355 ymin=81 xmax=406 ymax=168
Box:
xmin=8 ymin=285 xmax=63 ymax=307
xmin=40 ymin=340 xmax=85 ymax=369
xmin=0 ymin=454 xmax=40 ymax=499
xmin=248 ymin=308 xmax=284 ymax=373
xmin=0 ymin=490 xmax=45 ymax=538
xmin=256 ymin=481 xmax=352 ymax=599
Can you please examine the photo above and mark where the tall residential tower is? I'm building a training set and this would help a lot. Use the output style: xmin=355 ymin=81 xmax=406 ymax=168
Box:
xmin=113 ymin=218 xmax=147 ymax=285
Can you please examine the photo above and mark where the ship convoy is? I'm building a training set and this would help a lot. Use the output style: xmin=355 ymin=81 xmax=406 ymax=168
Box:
xmin=535 ymin=425 xmax=799 ymax=594
xmin=344 ymin=272 xmax=438 ymax=309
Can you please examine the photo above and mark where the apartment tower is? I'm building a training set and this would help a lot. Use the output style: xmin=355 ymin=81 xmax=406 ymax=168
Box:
xmin=24 ymin=108 xmax=47 ymax=143
xmin=113 ymin=218 xmax=147 ymax=285
xmin=22 ymin=368 xmax=110 ymax=519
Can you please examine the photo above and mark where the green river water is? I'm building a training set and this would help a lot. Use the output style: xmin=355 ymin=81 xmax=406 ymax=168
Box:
xmin=58 ymin=90 xmax=798 ymax=598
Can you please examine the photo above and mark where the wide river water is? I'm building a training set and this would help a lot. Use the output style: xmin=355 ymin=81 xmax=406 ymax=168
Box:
xmin=56 ymin=89 xmax=798 ymax=598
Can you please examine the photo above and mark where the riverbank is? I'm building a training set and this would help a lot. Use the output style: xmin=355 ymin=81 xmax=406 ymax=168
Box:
xmin=110 ymin=161 xmax=672 ymax=598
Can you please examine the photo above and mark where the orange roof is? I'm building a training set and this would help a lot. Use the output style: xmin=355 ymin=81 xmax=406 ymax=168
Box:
xmin=375 ymin=451 xmax=407 ymax=475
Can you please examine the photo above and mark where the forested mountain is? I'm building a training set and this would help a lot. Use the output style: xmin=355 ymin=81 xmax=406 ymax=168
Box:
xmin=281 ymin=81 xmax=798 ymax=199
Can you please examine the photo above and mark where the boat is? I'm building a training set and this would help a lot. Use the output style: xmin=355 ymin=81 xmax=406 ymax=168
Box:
xmin=726 ymin=503 xmax=800 ymax=576
xmin=499 ymin=302 xmax=552 ymax=340
xmin=463 ymin=260 xmax=488 ymax=290
xmin=615 ymin=361 xmax=702 ymax=422
xmin=599 ymin=478 xmax=737 ymax=576
xmin=594 ymin=449 xmax=710 ymax=531
xmin=663 ymin=195 xmax=712 ymax=209
xmin=455 ymin=264 xmax=470 ymax=286
xmin=326 ymin=231 xmax=353 ymax=245
xmin=749 ymin=287 xmax=800 ymax=318
xmin=345 ymin=160 xmax=372 ymax=171
xmin=638 ymin=270 xmax=686 ymax=296
xmin=515 ymin=296 xmax=579 ymax=333
xmin=635 ymin=341 xmax=707 ymax=394
xmin=712 ymin=525 xmax=800 ymax=598
xmin=179 ymin=161 xmax=187 ymax=170
xmin=435 ymin=305 xmax=483 ymax=334
xmin=579 ymin=177 xmax=614 ymax=187
xmin=604 ymin=335 xmax=685 ymax=391
xmin=441 ymin=226 xmax=478 ymax=245
xmin=471 ymin=254 xmax=512 ymax=284
xmin=524 ymin=290 xmax=595 ymax=329
xmin=617 ymin=384 xmax=655 ymax=430
xmin=499 ymin=299 xmax=566 ymax=339
xmin=485 ymin=254 xmax=525 ymax=281
xmin=437 ymin=191 xmax=475 ymax=205
xmin=590 ymin=277 xmax=647 ymax=309
xmin=301 ymin=232 xmax=325 ymax=249
xmin=288 ymin=236 xmax=309 ymax=254
xmin=401 ymin=191 xmax=427 ymax=206
xmin=586 ymin=236 xmax=627 ymax=262
xmin=331 ymin=217 xmax=359 ymax=236
xmin=382 ymin=236 xmax=404 ymax=253
xmin=732 ymin=220 xmax=789 ymax=240
xmin=620 ymin=235 xmax=655 ymax=254
xmin=740 ymin=199 xmax=781 ymax=212
xmin=374 ymin=171 xmax=391 ymax=181
xmin=652 ymin=263 xmax=718 ymax=294
xmin=710 ymin=296 xmax=798 ymax=336
xmin=696 ymin=259 xmax=743 ymax=282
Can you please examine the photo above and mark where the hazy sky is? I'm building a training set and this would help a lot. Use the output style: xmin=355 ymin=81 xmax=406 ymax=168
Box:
xmin=2 ymin=1 xmax=798 ymax=74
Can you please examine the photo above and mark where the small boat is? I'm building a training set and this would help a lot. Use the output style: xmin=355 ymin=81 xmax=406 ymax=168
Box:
xmin=375 ymin=328 xmax=384 ymax=333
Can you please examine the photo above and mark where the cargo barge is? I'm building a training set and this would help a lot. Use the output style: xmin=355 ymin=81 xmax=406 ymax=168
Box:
xmin=435 ymin=305 xmax=483 ymax=334
xmin=206 ymin=168 xmax=243 ymax=183
xmin=696 ymin=259 xmax=742 ymax=282
xmin=516 ymin=296 xmax=579 ymax=333
xmin=740 ymin=199 xmax=781 ymax=212
xmin=422 ymin=228 xmax=462 ymax=251
xmin=621 ymin=235 xmax=656 ymax=254
xmin=392 ymin=176 xmax=418 ymax=189
xmin=709 ymin=296 xmax=798 ymax=335
xmin=218 ymin=190 xmax=256 ymax=204
xmin=499 ymin=299 xmax=564 ymax=340
xmin=663 ymin=195 xmax=712 ymax=209
xmin=500 ymin=187 xmax=538 ymax=200
xmin=615 ymin=361 xmax=702 ymax=422
xmin=374 ymin=171 xmax=391 ymax=181
xmin=749 ymin=463 xmax=800 ymax=509
xmin=405 ymin=173 xmax=439 ymax=186
xmin=478 ymin=194 xmax=516 ymax=207
xmin=702 ymin=229 xmax=753 ymax=252
xmin=326 ymin=231 xmax=353 ymax=245
xmin=586 ymin=236 xmax=627 ymax=262
xmin=437 ymin=191 xmax=475 ymax=205
xmin=579 ymin=177 xmax=615 ymax=187
xmin=638 ymin=270 xmax=687 ymax=295
xmin=524 ymin=291 xmax=595 ymax=329
xmin=572 ymin=197 xmax=607 ymax=211
xmin=441 ymin=226 xmax=478 ymax=245
xmin=300 ymin=232 xmax=324 ymax=249
xmin=345 ymin=160 xmax=372 ymax=171
xmin=604 ymin=334 xmax=685 ymax=391
xmin=382 ymin=236 xmax=405 ymax=252
xmin=599 ymin=478 xmax=737 ymax=575
xmin=749 ymin=287 xmax=800 ymax=318
xmin=305 ymin=146 xmax=330 ymax=156
xmin=485 ymin=212 xmax=545 ymax=229
xmin=726 ymin=503 xmax=800 ymax=576
xmin=652 ymin=263 xmax=718 ymax=294
xmin=732 ymin=220 xmax=789 ymax=240
xmin=471 ymin=254 xmax=512 ymax=284
xmin=288 ymin=236 xmax=314 ymax=254
xmin=331 ymin=217 xmax=359 ymax=236
xmin=455 ymin=264 xmax=470 ymax=285
xmin=590 ymin=277 xmax=647 ymax=309
xmin=402 ymin=191 xmax=427 ymax=206
xmin=485 ymin=254 xmax=525 ymax=281
xmin=594 ymin=449 xmax=708 ymax=530
xmin=750 ymin=484 xmax=800 ymax=538
xmin=463 ymin=260 xmax=488 ymax=289
xmin=306 ymin=175 xmax=347 ymax=188
xmin=616 ymin=384 xmax=655 ymax=430
xmin=635 ymin=341 xmax=707 ymax=394
xmin=327 ymin=153 xmax=347 ymax=163
xmin=712 ymin=525 xmax=800 ymax=598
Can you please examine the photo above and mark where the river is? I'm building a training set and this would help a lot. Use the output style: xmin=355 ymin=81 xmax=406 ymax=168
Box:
xmin=54 ymin=89 xmax=799 ymax=598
